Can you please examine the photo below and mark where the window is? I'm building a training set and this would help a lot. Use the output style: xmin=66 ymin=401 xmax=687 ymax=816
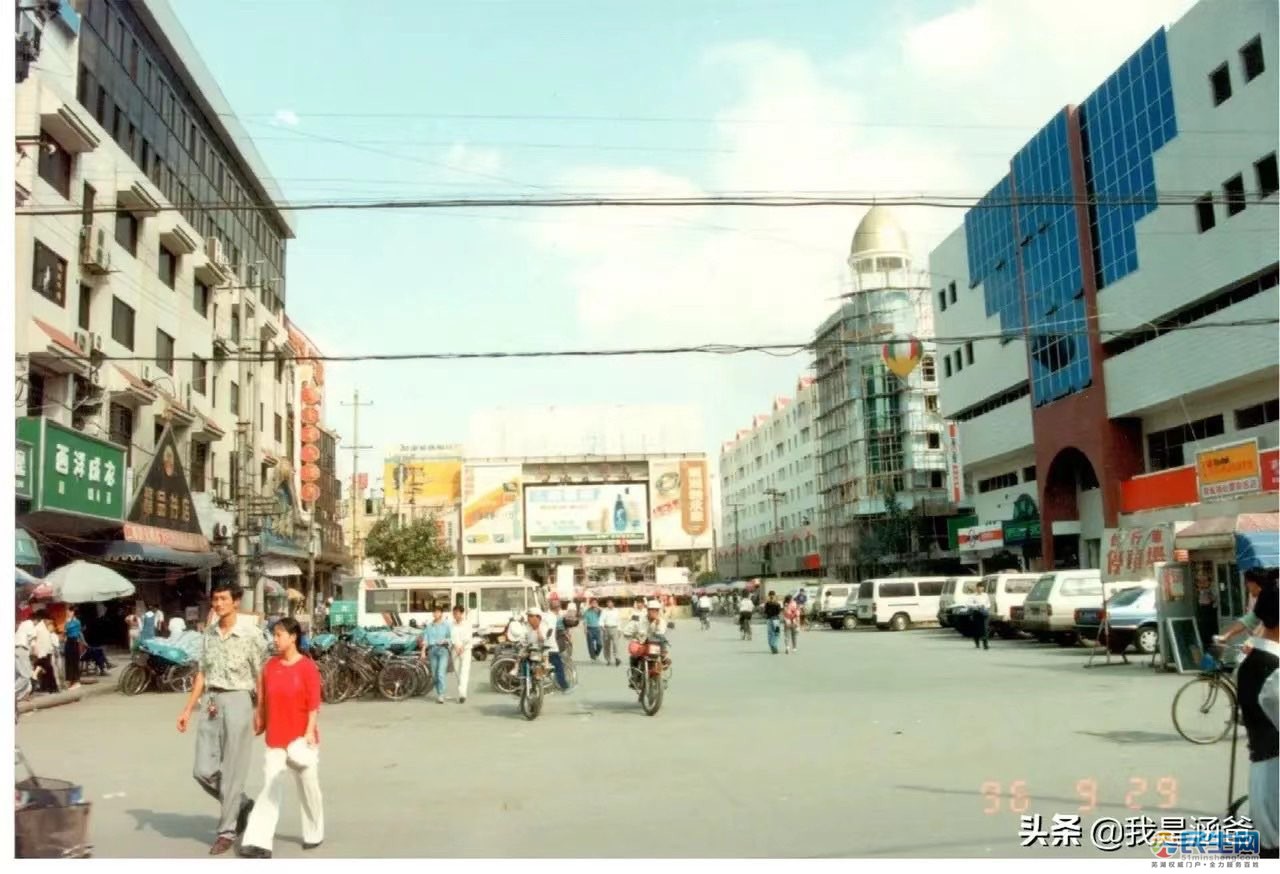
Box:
xmin=109 ymin=403 xmax=134 ymax=466
xmin=1223 ymin=174 xmax=1247 ymax=217
xmin=1062 ymin=578 xmax=1101 ymax=597
xmin=964 ymin=342 xmax=974 ymax=366
xmin=921 ymin=356 xmax=935 ymax=382
xmin=274 ymin=414 xmax=282 ymax=442
xmin=158 ymin=246 xmax=178 ymax=288
xmin=82 ymin=183 xmax=95 ymax=227
xmin=37 ymin=136 xmax=72 ymax=198
xmin=192 ymin=356 xmax=207 ymax=395
xmin=190 ymin=441 xmax=209 ymax=492
xmin=1241 ymin=36 xmax=1265 ymax=83
xmin=115 ymin=211 xmax=138 ymax=256
xmin=274 ymin=355 xmax=284 ymax=383
xmin=878 ymin=582 xmax=916 ymax=598
xmin=937 ymin=290 xmax=947 ymax=312
xmin=1146 ymin=414 xmax=1226 ymax=471
xmin=31 ymin=241 xmax=66 ymax=306
xmin=944 ymin=357 xmax=953 ymax=378
xmin=366 ymin=589 xmax=407 ymax=614
xmin=1210 ymin=63 xmax=1232 ymax=105
xmin=1256 ymin=153 xmax=1279 ymax=199
xmin=949 ymin=281 xmax=957 ymax=304
xmin=1023 ymin=465 xmax=1037 ymax=482
xmin=1235 ymin=399 xmax=1279 ymax=430
xmin=193 ymin=280 xmax=210 ymax=318
xmin=95 ymin=86 xmax=108 ymax=128
xmin=259 ymin=403 xmax=265 ymax=433
xmin=1195 ymin=194 xmax=1216 ymax=232
xmin=78 ymin=283 xmax=91 ymax=330
xmin=953 ymin=350 xmax=963 ymax=373
xmin=230 ymin=381 xmax=240 ymax=416
xmin=480 ymin=586 xmax=528 ymax=612
xmin=156 ymin=330 xmax=175 ymax=375
xmin=978 ymin=472 xmax=1019 ymax=493
xmin=409 ymin=588 xmax=451 ymax=613
xmin=231 ymin=313 xmax=241 ymax=343
xmin=111 ymin=297 xmax=135 ymax=349
xmin=929 ymin=471 xmax=944 ymax=489
xmin=926 ymin=395 xmax=939 ymax=413
xmin=927 ymin=432 xmax=941 ymax=449
xmin=127 ymin=38 xmax=138 ymax=79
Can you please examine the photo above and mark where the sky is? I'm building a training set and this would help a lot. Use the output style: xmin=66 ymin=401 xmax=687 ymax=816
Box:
xmin=169 ymin=0 xmax=1195 ymax=487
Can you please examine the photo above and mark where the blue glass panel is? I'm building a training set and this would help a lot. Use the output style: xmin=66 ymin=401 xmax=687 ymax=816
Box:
xmin=964 ymin=175 xmax=1022 ymax=332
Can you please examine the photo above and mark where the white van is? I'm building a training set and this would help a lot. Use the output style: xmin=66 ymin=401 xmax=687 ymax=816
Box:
xmin=816 ymin=583 xmax=854 ymax=623
xmin=1021 ymin=570 xmax=1134 ymax=644
xmin=358 ymin=576 xmax=547 ymax=634
xmin=985 ymin=573 xmax=1041 ymax=637
xmin=937 ymin=577 xmax=985 ymax=627
xmin=854 ymin=577 xmax=949 ymax=631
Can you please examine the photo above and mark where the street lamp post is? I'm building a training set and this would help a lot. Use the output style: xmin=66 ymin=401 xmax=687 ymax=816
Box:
xmin=727 ymin=501 xmax=743 ymax=581
xmin=764 ymin=489 xmax=783 ymax=582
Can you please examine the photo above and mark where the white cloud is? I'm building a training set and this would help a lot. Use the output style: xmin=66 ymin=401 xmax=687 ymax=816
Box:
xmin=524 ymin=0 xmax=1197 ymax=348
xmin=273 ymin=109 xmax=300 ymax=127
xmin=441 ymin=142 xmax=505 ymax=182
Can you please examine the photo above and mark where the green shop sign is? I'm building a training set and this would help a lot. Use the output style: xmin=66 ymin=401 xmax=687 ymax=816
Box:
xmin=1002 ymin=494 xmax=1041 ymax=545
xmin=16 ymin=440 xmax=34 ymax=500
xmin=16 ymin=418 xmax=126 ymax=522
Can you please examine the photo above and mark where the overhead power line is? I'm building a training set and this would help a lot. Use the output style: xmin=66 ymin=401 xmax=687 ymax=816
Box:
xmin=15 ymin=319 xmax=1278 ymax=366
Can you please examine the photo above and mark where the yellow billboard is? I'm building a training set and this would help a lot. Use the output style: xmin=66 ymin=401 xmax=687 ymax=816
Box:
xmin=383 ymin=459 xmax=462 ymax=503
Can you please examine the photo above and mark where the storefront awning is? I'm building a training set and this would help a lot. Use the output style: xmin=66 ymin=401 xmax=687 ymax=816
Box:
xmin=101 ymin=541 xmax=222 ymax=568
xmin=1236 ymin=512 xmax=1279 ymax=571
xmin=261 ymin=557 xmax=303 ymax=577
xmin=1173 ymin=517 xmax=1236 ymax=552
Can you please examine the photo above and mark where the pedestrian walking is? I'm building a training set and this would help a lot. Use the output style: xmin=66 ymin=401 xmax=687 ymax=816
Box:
xmin=418 ymin=603 xmax=452 ymax=704
xmin=583 ymin=598 xmax=604 ymax=660
xmin=62 ymin=605 xmax=84 ymax=690
xmin=16 ymin=607 xmax=37 ymax=699
xmin=140 ymin=605 xmax=158 ymax=643
xmin=31 ymin=611 xmax=58 ymax=694
xmin=239 ymin=618 xmax=324 ymax=858
xmin=1235 ymin=583 xmax=1278 ymax=858
xmin=601 ymin=599 xmax=622 ymax=666
xmin=764 ymin=592 xmax=783 ymax=654
xmin=795 ymin=587 xmax=809 ymax=628
xmin=177 ymin=581 xmax=265 ymax=855
xmin=969 ymin=582 xmax=992 ymax=651
xmin=450 ymin=604 xmax=473 ymax=704
xmin=783 ymin=595 xmax=801 ymax=654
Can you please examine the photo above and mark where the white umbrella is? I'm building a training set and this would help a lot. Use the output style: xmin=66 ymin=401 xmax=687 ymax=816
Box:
xmin=45 ymin=560 xmax=136 ymax=604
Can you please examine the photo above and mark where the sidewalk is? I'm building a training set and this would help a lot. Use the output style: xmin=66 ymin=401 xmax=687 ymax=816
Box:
xmin=18 ymin=677 xmax=117 ymax=714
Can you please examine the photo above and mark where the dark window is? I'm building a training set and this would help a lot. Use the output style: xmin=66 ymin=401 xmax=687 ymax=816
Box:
xmin=113 ymin=105 xmax=127 ymax=147
xmin=878 ymin=582 xmax=916 ymax=598
xmin=1195 ymin=194 xmax=1216 ymax=232
xmin=953 ymin=350 xmax=963 ymax=373
xmin=921 ymin=356 xmax=935 ymax=382
xmin=31 ymin=241 xmax=67 ymax=306
xmin=231 ymin=313 xmax=241 ymax=343
xmin=192 ymin=355 xmax=207 ymax=395
xmin=190 ymin=441 xmax=209 ymax=492
xmin=964 ymin=341 xmax=974 ymax=366
xmin=156 ymin=330 xmax=175 ymax=375
xmin=925 ymin=395 xmax=939 ymax=412
xmin=979 ymin=472 xmax=1019 ymax=493
xmin=927 ymin=432 xmax=941 ymax=449
xmin=94 ymin=86 xmax=109 ymax=128
xmin=948 ymin=281 xmax=957 ymax=304
xmin=259 ymin=403 xmax=265 ymax=433
xmin=109 ymin=403 xmax=134 ymax=466
xmin=230 ymin=381 xmax=240 ymax=416
xmin=1146 ymin=414 xmax=1226 ymax=471
xmin=1235 ymin=399 xmax=1279 ymax=430
xmin=127 ymin=38 xmax=138 ymax=80
xmin=938 ymin=290 xmax=947 ymax=312
xmin=1023 ymin=465 xmax=1037 ymax=482
xmin=26 ymin=370 xmax=46 ymax=418
xmin=111 ymin=297 xmax=135 ymax=349
xmin=77 ymin=283 xmax=91 ymax=330
xmin=1256 ymin=153 xmax=1279 ymax=199
xmin=193 ymin=280 xmax=210 ymax=318
xmin=153 ymin=421 xmax=164 ymax=448
xmin=158 ymin=246 xmax=178 ymax=288
xmin=82 ymin=182 xmax=95 ymax=227
xmin=75 ymin=64 xmax=93 ymax=108
xmin=930 ymin=471 xmax=944 ymax=489
xmin=943 ymin=356 xmax=953 ymax=378
xmin=274 ymin=414 xmax=283 ymax=442
xmin=275 ymin=355 xmax=284 ymax=383
xmin=1210 ymin=63 xmax=1232 ymax=105
xmin=918 ymin=581 xmax=944 ymax=597
xmin=1224 ymin=174 xmax=1247 ymax=216
xmin=1241 ymin=36 xmax=1265 ymax=83
xmin=37 ymin=136 xmax=72 ymax=199
xmin=115 ymin=211 xmax=138 ymax=256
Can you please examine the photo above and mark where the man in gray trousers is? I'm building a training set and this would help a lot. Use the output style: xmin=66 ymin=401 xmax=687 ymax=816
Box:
xmin=177 ymin=581 xmax=267 ymax=855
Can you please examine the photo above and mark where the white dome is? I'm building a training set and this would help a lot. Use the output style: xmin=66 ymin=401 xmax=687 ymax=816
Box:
xmin=850 ymin=206 xmax=909 ymax=258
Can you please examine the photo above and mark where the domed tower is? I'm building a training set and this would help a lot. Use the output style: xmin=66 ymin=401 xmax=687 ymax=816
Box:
xmin=848 ymin=205 xmax=912 ymax=275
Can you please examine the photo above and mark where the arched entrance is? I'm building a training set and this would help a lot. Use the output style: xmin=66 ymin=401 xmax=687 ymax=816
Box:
xmin=1040 ymin=447 xmax=1103 ymax=570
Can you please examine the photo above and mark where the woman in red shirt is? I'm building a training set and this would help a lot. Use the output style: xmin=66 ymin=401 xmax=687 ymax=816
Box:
xmin=239 ymin=618 xmax=324 ymax=858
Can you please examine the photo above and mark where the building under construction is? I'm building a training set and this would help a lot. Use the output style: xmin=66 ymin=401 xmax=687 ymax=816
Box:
xmin=814 ymin=207 xmax=955 ymax=580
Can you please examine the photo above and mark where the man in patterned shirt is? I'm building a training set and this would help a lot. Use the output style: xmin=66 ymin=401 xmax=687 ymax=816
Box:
xmin=177 ymin=581 xmax=267 ymax=855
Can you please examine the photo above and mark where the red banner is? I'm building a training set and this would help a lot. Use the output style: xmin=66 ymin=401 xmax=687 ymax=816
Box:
xmin=123 ymin=522 xmax=210 ymax=553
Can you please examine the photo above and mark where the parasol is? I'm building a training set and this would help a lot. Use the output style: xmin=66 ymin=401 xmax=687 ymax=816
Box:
xmin=286 ymin=587 xmax=305 ymax=602
xmin=43 ymin=560 xmax=136 ymax=604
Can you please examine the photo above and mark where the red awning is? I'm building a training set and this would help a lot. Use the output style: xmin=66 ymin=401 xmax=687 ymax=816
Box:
xmin=34 ymin=318 xmax=81 ymax=356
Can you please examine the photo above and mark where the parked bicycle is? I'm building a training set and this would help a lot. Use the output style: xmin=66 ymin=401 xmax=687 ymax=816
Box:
xmin=117 ymin=638 xmax=197 ymax=696
xmin=1171 ymin=643 xmax=1241 ymax=745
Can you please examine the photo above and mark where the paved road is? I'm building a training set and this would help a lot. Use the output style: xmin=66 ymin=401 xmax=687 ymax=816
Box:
xmin=16 ymin=618 xmax=1246 ymax=858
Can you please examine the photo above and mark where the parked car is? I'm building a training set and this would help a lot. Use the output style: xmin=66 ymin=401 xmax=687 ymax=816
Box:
xmin=824 ymin=593 xmax=859 ymax=630
xmin=1074 ymin=583 xmax=1159 ymax=655
xmin=1022 ymin=570 xmax=1137 ymax=646
xmin=986 ymin=573 xmax=1041 ymax=639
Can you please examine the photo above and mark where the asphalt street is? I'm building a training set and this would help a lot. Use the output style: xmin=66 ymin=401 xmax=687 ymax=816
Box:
xmin=15 ymin=617 xmax=1249 ymax=858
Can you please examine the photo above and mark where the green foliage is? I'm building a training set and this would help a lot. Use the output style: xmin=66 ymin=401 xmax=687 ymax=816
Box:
xmin=696 ymin=571 xmax=720 ymax=585
xmin=364 ymin=514 xmax=456 ymax=576
xmin=473 ymin=560 xmax=503 ymax=576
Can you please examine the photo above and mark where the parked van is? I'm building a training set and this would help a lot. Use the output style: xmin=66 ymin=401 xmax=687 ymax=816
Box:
xmin=853 ymin=577 xmax=949 ymax=631
xmin=985 ymin=573 xmax=1042 ymax=638
xmin=1021 ymin=570 xmax=1133 ymax=644
xmin=816 ymin=583 xmax=854 ymax=623
xmin=937 ymin=577 xmax=985 ymax=627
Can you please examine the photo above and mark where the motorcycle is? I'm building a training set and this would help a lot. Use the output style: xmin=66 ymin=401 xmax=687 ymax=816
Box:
xmin=628 ymin=635 xmax=671 ymax=716
xmin=516 ymin=645 xmax=554 ymax=721
xmin=118 ymin=638 xmax=197 ymax=696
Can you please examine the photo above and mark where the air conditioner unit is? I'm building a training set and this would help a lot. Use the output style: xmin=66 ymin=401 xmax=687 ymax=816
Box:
xmin=90 ymin=332 xmax=103 ymax=352
xmin=247 ymin=265 xmax=260 ymax=287
xmin=73 ymin=330 xmax=91 ymax=354
xmin=78 ymin=226 xmax=111 ymax=275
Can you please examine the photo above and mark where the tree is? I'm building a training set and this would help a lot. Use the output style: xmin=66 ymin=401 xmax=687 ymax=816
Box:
xmin=473 ymin=560 xmax=503 ymax=576
xmin=696 ymin=571 xmax=720 ymax=585
xmin=364 ymin=514 xmax=456 ymax=576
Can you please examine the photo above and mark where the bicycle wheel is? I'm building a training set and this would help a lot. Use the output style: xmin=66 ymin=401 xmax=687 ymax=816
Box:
xmin=118 ymin=664 xmax=151 ymax=696
xmin=1172 ymin=676 xmax=1236 ymax=744
xmin=162 ymin=663 xmax=197 ymax=694
xmin=377 ymin=663 xmax=417 ymax=701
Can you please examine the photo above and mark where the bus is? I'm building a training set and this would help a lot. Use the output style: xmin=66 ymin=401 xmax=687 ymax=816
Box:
xmin=358 ymin=576 xmax=548 ymax=633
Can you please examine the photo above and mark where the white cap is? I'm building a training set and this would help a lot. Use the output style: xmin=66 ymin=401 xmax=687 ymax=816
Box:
xmin=646 ymin=599 xmax=662 ymax=610
xmin=526 ymin=607 xmax=543 ymax=617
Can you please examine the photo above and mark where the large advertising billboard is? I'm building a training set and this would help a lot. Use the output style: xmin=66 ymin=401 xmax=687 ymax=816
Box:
xmin=461 ymin=463 xmax=522 ymax=555
xmin=524 ymin=483 xmax=650 ymax=546
xmin=385 ymin=459 xmax=462 ymax=503
xmin=650 ymin=458 xmax=714 ymax=550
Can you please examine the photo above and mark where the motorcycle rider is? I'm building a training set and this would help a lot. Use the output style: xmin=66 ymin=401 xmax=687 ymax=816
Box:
xmin=523 ymin=607 xmax=570 ymax=693
xmin=625 ymin=600 xmax=669 ymax=689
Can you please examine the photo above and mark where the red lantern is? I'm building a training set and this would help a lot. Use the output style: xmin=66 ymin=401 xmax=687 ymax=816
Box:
xmin=301 ymin=383 xmax=323 ymax=406
xmin=300 ymin=463 xmax=321 ymax=483
xmin=300 ymin=407 xmax=320 ymax=426
xmin=300 ymin=444 xmax=321 ymax=464
xmin=300 ymin=425 xmax=321 ymax=445
xmin=300 ymin=482 xmax=321 ymax=504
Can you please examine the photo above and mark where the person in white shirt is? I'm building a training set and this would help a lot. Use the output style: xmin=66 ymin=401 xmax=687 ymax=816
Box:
xmin=169 ymin=614 xmax=187 ymax=637
xmin=16 ymin=610 xmax=37 ymax=697
xmin=600 ymin=600 xmax=622 ymax=667
xmin=697 ymin=594 xmax=713 ymax=627
xmin=523 ymin=607 xmax=569 ymax=691
xmin=625 ymin=600 xmax=669 ymax=688
xmin=31 ymin=612 xmax=58 ymax=693
xmin=738 ymin=595 xmax=755 ymax=640
xmin=449 ymin=605 xmax=474 ymax=704
xmin=966 ymin=582 xmax=992 ymax=651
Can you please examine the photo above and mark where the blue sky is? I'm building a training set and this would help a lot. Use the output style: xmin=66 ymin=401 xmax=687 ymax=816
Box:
xmin=169 ymin=0 xmax=1193 ymax=485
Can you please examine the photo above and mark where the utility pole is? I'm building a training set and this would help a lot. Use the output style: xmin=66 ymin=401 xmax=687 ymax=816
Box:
xmin=764 ymin=488 xmax=784 ymax=580
xmin=341 ymin=390 xmax=373 ymax=577
xmin=726 ymin=501 xmax=743 ymax=581
xmin=235 ymin=285 xmax=255 ymax=611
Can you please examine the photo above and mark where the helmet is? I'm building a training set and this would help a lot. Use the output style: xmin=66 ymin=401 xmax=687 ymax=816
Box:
xmin=646 ymin=599 xmax=661 ymax=610
xmin=526 ymin=607 xmax=543 ymax=618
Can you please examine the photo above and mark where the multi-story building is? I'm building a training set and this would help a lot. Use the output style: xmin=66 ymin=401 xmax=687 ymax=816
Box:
xmin=717 ymin=376 xmax=820 ymax=579
xmin=930 ymin=0 xmax=1278 ymax=601
xmin=814 ymin=207 xmax=952 ymax=580
xmin=12 ymin=1 xmax=344 ymax=615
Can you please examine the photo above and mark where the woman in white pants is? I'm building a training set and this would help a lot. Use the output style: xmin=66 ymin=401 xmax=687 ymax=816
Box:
xmin=240 ymin=618 xmax=324 ymax=858
xmin=450 ymin=605 xmax=473 ymax=704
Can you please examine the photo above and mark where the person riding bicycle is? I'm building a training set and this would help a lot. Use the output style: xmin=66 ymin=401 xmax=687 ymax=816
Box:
xmin=522 ymin=607 xmax=570 ymax=693
xmin=738 ymin=594 xmax=755 ymax=639
xmin=697 ymin=593 xmax=713 ymax=629
xmin=1235 ymin=582 xmax=1279 ymax=858
xmin=625 ymin=600 xmax=669 ymax=689
xmin=1216 ymin=568 xmax=1278 ymax=650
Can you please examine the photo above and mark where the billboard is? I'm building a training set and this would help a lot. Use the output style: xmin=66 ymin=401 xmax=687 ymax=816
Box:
xmin=525 ymin=483 xmax=649 ymax=546
xmin=650 ymin=458 xmax=715 ymax=550
xmin=461 ymin=463 xmax=522 ymax=555
xmin=384 ymin=459 xmax=462 ymax=503
xmin=1195 ymin=438 xmax=1261 ymax=502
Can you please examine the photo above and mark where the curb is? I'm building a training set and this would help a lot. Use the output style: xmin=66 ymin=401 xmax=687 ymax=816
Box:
xmin=18 ymin=680 xmax=118 ymax=714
